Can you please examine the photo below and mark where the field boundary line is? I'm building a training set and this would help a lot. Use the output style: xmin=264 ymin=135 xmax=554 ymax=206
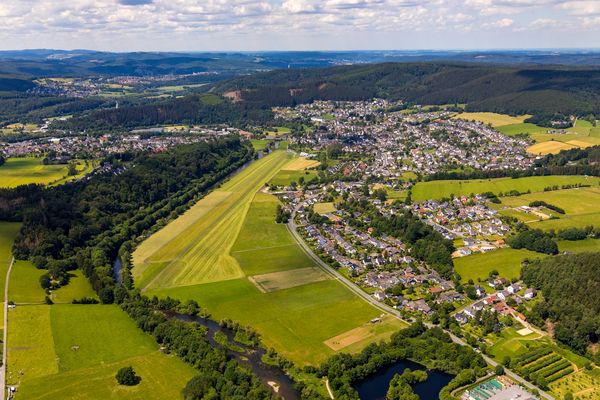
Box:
xmin=1 ymin=256 xmax=15 ymax=400
xmin=231 ymin=244 xmax=296 ymax=254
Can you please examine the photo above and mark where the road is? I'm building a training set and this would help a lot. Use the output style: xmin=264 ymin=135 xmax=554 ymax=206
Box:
xmin=287 ymin=208 xmax=555 ymax=400
xmin=1 ymin=257 xmax=14 ymax=400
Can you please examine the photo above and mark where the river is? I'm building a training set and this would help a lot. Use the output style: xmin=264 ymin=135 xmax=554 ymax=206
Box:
xmin=174 ymin=314 xmax=299 ymax=400
xmin=355 ymin=359 xmax=454 ymax=400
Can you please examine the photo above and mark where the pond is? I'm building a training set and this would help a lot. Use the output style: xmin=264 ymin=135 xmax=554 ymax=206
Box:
xmin=355 ymin=359 xmax=454 ymax=400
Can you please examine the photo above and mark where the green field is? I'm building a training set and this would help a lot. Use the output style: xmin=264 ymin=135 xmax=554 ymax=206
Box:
xmin=412 ymin=176 xmax=600 ymax=202
xmin=251 ymin=139 xmax=270 ymax=151
xmin=454 ymin=248 xmax=543 ymax=283
xmin=498 ymin=187 xmax=600 ymax=231
xmin=0 ymin=157 xmax=93 ymax=188
xmin=453 ymin=112 xmax=529 ymax=127
xmin=138 ymin=154 xmax=404 ymax=364
xmin=8 ymin=305 xmax=196 ymax=400
xmin=0 ymin=222 xmax=21 ymax=302
xmin=50 ymin=270 xmax=98 ymax=304
xmin=497 ymin=122 xmax=546 ymax=136
xmin=133 ymin=150 xmax=294 ymax=290
xmin=9 ymin=261 xmax=46 ymax=304
xmin=269 ymin=169 xmax=318 ymax=187
xmin=558 ymin=238 xmax=600 ymax=253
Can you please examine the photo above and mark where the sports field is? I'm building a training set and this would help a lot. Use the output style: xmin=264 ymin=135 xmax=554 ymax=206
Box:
xmin=411 ymin=175 xmax=600 ymax=201
xmin=499 ymin=187 xmax=600 ymax=231
xmin=0 ymin=157 xmax=93 ymax=188
xmin=138 ymin=154 xmax=404 ymax=364
xmin=8 ymin=304 xmax=196 ymax=400
xmin=454 ymin=248 xmax=543 ymax=284
xmin=452 ymin=112 xmax=530 ymax=127
xmin=133 ymin=150 xmax=293 ymax=290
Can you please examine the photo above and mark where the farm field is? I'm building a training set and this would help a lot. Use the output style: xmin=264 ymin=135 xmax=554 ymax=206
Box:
xmin=7 ymin=304 xmax=196 ymax=400
xmin=411 ymin=176 xmax=600 ymax=202
xmin=133 ymin=150 xmax=293 ymax=290
xmin=497 ymin=122 xmax=546 ymax=136
xmin=282 ymin=157 xmax=320 ymax=171
xmin=453 ymin=112 xmax=529 ymax=127
xmin=454 ymin=248 xmax=543 ymax=284
xmin=0 ymin=157 xmax=93 ymax=188
xmin=527 ymin=140 xmax=577 ymax=155
xmin=139 ymin=159 xmax=402 ymax=365
xmin=498 ymin=187 xmax=600 ymax=231
xmin=558 ymin=238 xmax=600 ymax=253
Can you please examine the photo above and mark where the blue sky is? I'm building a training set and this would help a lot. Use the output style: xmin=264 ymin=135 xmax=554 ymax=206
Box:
xmin=1 ymin=0 xmax=599 ymax=51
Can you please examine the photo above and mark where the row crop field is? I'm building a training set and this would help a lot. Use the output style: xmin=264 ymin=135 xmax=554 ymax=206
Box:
xmin=0 ymin=157 xmax=94 ymax=188
xmin=137 ymin=151 xmax=406 ymax=365
xmin=411 ymin=175 xmax=600 ymax=202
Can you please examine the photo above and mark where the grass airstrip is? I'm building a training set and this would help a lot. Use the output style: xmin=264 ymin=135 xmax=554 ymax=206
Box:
xmin=135 ymin=150 xmax=406 ymax=365
xmin=0 ymin=157 xmax=94 ymax=188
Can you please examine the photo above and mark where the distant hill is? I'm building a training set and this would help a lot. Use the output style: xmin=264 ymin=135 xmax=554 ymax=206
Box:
xmin=213 ymin=62 xmax=600 ymax=116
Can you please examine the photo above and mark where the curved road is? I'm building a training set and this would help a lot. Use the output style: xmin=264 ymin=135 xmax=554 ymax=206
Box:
xmin=287 ymin=210 xmax=554 ymax=400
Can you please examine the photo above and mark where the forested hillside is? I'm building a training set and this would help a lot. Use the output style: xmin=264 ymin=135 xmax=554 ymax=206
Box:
xmin=57 ymin=94 xmax=273 ymax=131
xmin=214 ymin=63 xmax=600 ymax=116
xmin=521 ymin=253 xmax=600 ymax=361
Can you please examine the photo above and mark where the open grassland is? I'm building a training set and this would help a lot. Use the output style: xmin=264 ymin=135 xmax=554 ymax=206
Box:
xmin=454 ymin=248 xmax=543 ymax=283
xmin=499 ymin=187 xmax=600 ymax=231
xmin=269 ymin=170 xmax=318 ymax=187
xmin=148 ymin=279 xmax=387 ymax=365
xmin=453 ymin=112 xmax=529 ymax=127
xmin=251 ymin=139 xmax=270 ymax=151
xmin=0 ymin=158 xmax=93 ymax=188
xmin=142 ymin=185 xmax=399 ymax=365
xmin=313 ymin=202 xmax=337 ymax=215
xmin=9 ymin=261 xmax=46 ymax=304
xmin=282 ymin=157 xmax=320 ymax=171
xmin=497 ymin=122 xmax=547 ymax=136
xmin=249 ymin=267 xmax=329 ymax=293
xmin=133 ymin=150 xmax=293 ymax=290
xmin=558 ymin=238 xmax=600 ymax=253
xmin=527 ymin=140 xmax=577 ymax=155
xmin=324 ymin=316 xmax=407 ymax=352
xmin=50 ymin=270 xmax=98 ymax=304
xmin=230 ymin=192 xmax=317 ymax=276
xmin=412 ymin=175 xmax=600 ymax=201
xmin=0 ymin=222 xmax=20 ymax=302
xmin=8 ymin=305 xmax=196 ymax=400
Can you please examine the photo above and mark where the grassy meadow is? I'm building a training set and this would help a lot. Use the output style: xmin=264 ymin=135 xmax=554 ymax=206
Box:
xmin=7 ymin=304 xmax=196 ymax=400
xmin=412 ymin=175 xmax=600 ymax=201
xmin=454 ymin=248 xmax=543 ymax=284
xmin=0 ymin=222 xmax=21 ymax=302
xmin=133 ymin=150 xmax=293 ymax=290
xmin=453 ymin=112 xmax=529 ymax=127
xmin=498 ymin=186 xmax=600 ymax=231
xmin=50 ymin=270 xmax=98 ymax=304
xmin=138 ymin=155 xmax=405 ymax=364
xmin=0 ymin=157 xmax=93 ymax=188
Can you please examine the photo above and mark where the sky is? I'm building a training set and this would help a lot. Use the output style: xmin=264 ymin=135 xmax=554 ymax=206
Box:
xmin=1 ymin=0 xmax=600 ymax=51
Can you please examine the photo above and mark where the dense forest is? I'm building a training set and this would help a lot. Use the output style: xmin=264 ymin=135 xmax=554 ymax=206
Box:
xmin=521 ymin=253 xmax=600 ymax=361
xmin=56 ymin=94 xmax=273 ymax=132
xmin=214 ymin=63 xmax=600 ymax=117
